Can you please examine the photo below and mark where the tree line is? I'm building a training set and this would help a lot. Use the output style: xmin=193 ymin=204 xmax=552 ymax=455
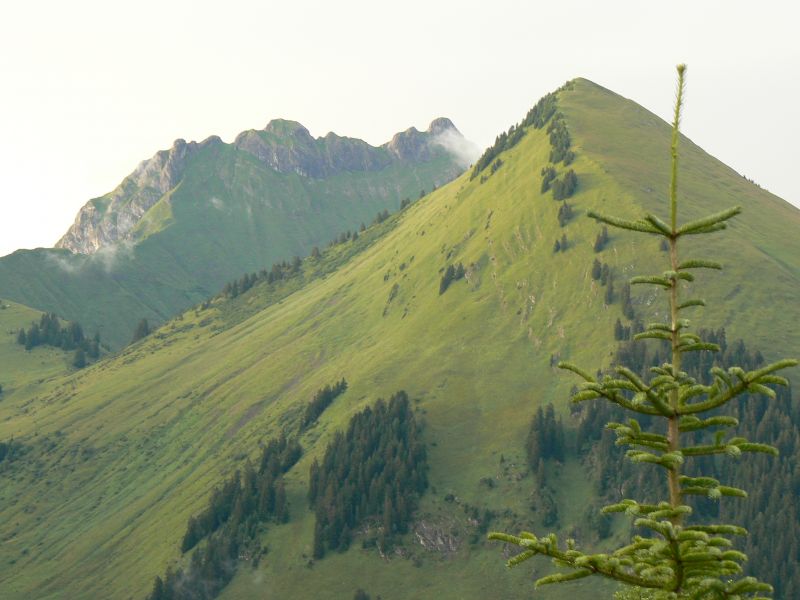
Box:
xmin=299 ymin=379 xmax=348 ymax=432
xmin=471 ymin=90 xmax=562 ymax=180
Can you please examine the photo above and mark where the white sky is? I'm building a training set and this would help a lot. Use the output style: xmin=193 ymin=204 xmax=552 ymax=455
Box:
xmin=1 ymin=0 xmax=798 ymax=258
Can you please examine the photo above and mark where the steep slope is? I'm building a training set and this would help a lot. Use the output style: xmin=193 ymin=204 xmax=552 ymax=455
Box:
xmin=0 ymin=119 xmax=468 ymax=348
xmin=0 ymin=80 xmax=797 ymax=600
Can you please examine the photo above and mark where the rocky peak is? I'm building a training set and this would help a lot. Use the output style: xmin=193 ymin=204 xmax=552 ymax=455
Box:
xmin=263 ymin=119 xmax=313 ymax=140
xmin=55 ymin=138 xmax=211 ymax=254
xmin=426 ymin=117 xmax=458 ymax=135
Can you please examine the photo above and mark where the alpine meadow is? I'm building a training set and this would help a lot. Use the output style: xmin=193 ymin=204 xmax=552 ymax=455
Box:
xmin=1 ymin=70 xmax=798 ymax=600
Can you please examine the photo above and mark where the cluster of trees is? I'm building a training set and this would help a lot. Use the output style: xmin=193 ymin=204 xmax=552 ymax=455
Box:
xmin=439 ymin=262 xmax=466 ymax=295
xmin=552 ymin=234 xmax=568 ymax=253
xmin=523 ymin=92 xmax=559 ymax=129
xmin=0 ymin=439 xmax=25 ymax=465
xmin=613 ymin=317 xmax=644 ymax=341
xmin=547 ymin=116 xmax=575 ymax=165
xmin=619 ymin=281 xmax=634 ymax=319
xmin=148 ymin=435 xmax=302 ymax=600
xmin=590 ymin=259 xmax=620 ymax=304
xmin=307 ymin=391 xmax=428 ymax=558
xmin=490 ymin=158 xmax=503 ymax=175
xmin=298 ymin=379 xmax=348 ymax=432
xmin=541 ymin=166 xmax=557 ymax=193
xmin=131 ymin=319 xmax=150 ymax=343
xmin=551 ymin=169 xmax=578 ymax=200
xmin=591 ymin=259 xmax=610 ymax=284
xmin=471 ymin=125 xmax=526 ymax=180
xmin=521 ymin=404 xmax=566 ymax=528
xmin=181 ymin=434 xmax=301 ymax=553
xmin=472 ymin=90 xmax=564 ymax=181
xmin=557 ymin=201 xmax=574 ymax=227
xmin=593 ymin=227 xmax=609 ymax=252
xmin=529 ymin=452 xmax=560 ymax=527
xmin=573 ymin=330 xmax=799 ymax=597
xmin=221 ymin=257 xmax=304 ymax=299
xmin=17 ymin=313 xmax=100 ymax=368
xmin=534 ymin=108 xmax=578 ymax=204
xmin=372 ymin=209 xmax=391 ymax=226
xmin=525 ymin=404 xmax=566 ymax=467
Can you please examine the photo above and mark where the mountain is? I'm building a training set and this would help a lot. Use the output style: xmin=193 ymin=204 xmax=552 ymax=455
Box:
xmin=0 ymin=118 xmax=470 ymax=347
xmin=0 ymin=79 xmax=797 ymax=600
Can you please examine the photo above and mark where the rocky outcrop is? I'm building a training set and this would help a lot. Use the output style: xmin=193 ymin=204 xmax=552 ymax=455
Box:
xmin=55 ymin=136 xmax=222 ymax=254
xmin=383 ymin=118 xmax=460 ymax=162
xmin=233 ymin=119 xmax=392 ymax=177
xmin=56 ymin=119 xmax=466 ymax=254
xmin=413 ymin=519 xmax=461 ymax=555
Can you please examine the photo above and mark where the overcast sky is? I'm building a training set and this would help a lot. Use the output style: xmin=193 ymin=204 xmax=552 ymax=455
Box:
xmin=1 ymin=0 xmax=798 ymax=258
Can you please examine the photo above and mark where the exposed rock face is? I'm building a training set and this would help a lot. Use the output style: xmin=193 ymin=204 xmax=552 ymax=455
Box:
xmin=413 ymin=519 xmax=461 ymax=555
xmin=56 ymin=118 xmax=466 ymax=254
xmin=383 ymin=118 xmax=460 ymax=162
xmin=233 ymin=119 xmax=393 ymax=177
xmin=56 ymin=136 xmax=222 ymax=254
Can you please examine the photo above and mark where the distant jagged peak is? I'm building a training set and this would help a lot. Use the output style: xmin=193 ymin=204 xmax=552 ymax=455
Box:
xmin=427 ymin=117 xmax=459 ymax=135
xmin=55 ymin=136 xmax=221 ymax=254
xmin=56 ymin=116 xmax=470 ymax=254
xmin=263 ymin=118 xmax=313 ymax=139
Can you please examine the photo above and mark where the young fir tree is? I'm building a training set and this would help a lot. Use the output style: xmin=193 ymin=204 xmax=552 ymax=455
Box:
xmin=489 ymin=65 xmax=797 ymax=598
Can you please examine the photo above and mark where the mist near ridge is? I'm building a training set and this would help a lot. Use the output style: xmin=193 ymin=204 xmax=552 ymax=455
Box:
xmin=432 ymin=128 xmax=481 ymax=169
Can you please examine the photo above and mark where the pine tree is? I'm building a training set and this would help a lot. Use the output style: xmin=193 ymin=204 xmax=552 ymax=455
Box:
xmin=490 ymin=65 xmax=797 ymax=598
xmin=131 ymin=318 xmax=150 ymax=343
xmin=72 ymin=347 xmax=86 ymax=369
xmin=592 ymin=259 xmax=603 ymax=280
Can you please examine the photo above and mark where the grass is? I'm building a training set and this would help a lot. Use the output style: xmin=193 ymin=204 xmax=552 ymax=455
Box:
xmin=0 ymin=137 xmax=462 ymax=349
xmin=0 ymin=79 xmax=797 ymax=599
xmin=0 ymin=299 xmax=72 ymax=396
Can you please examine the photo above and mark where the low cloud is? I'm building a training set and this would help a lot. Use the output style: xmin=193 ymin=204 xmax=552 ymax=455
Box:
xmin=45 ymin=251 xmax=81 ymax=274
xmin=92 ymin=240 xmax=134 ymax=272
xmin=431 ymin=129 xmax=481 ymax=169
xmin=210 ymin=196 xmax=225 ymax=210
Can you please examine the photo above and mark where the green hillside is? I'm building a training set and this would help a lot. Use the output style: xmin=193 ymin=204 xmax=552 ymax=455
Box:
xmin=0 ymin=121 xmax=465 ymax=348
xmin=1 ymin=79 xmax=797 ymax=600
xmin=0 ymin=299 xmax=76 ymax=396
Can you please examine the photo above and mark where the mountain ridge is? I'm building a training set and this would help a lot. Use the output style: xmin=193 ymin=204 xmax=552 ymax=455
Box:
xmin=55 ymin=117 xmax=467 ymax=255
xmin=0 ymin=117 xmax=470 ymax=347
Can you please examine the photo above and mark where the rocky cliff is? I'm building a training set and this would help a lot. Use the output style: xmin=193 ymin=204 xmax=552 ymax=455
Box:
xmin=56 ymin=118 xmax=469 ymax=254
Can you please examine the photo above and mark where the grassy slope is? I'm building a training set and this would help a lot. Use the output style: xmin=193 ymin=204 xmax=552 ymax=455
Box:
xmin=1 ymin=80 xmax=798 ymax=600
xmin=0 ymin=300 xmax=72 ymax=397
xmin=0 ymin=144 xmax=460 ymax=349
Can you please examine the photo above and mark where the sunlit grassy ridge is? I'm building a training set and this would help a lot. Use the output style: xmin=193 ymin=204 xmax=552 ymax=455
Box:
xmin=1 ymin=79 xmax=797 ymax=599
